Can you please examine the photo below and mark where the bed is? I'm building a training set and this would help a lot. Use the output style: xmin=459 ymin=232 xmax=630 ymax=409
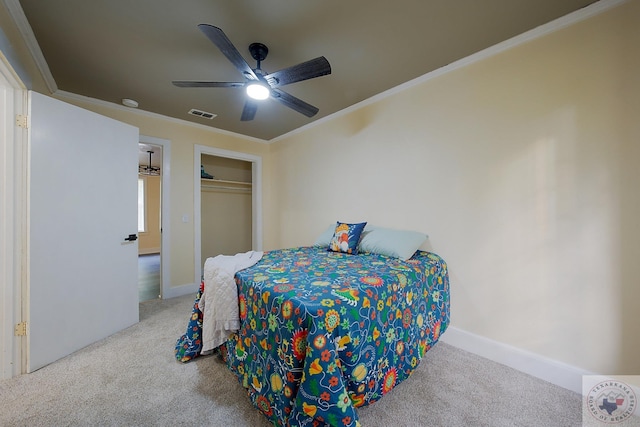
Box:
xmin=177 ymin=240 xmax=450 ymax=427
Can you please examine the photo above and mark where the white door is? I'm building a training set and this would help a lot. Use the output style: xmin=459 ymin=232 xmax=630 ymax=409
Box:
xmin=27 ymin=91 xmax=139 ymax=372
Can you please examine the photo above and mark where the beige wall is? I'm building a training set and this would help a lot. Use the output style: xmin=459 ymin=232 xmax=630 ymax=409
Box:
xmin=138 ymin=174 xmax=161 ymax=254
xmin=267 ymin=2 xmax=640 ymax=375
xmin=201 ymin=187 xmax=252 ymax=262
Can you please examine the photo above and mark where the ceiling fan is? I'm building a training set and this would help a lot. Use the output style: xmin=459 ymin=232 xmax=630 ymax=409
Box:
xmin=173 ymin=24 xmax=332 ymax=121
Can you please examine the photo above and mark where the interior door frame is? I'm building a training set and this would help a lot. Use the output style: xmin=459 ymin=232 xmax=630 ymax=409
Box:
xmin=0 ymin=53 xmax=27 ymax=379
xmin=139 ymin=135 xmax=171 ymax=299
xmin=193 ymin=145 xmax=262 ymax=286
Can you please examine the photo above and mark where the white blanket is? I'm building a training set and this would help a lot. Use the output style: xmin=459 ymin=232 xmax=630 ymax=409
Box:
xmin=199 ymin=250 xmax=263 ymax=352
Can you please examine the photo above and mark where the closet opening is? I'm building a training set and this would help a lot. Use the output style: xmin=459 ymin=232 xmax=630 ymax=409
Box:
xmin=200 ymin=154 xmax=252 ymax=265
xmin=193 ymin=145 xmax=263 ymax=285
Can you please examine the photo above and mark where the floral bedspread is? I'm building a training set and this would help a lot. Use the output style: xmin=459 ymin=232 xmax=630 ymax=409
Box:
xmin=218 ymin=246 xmax=450 ymax=427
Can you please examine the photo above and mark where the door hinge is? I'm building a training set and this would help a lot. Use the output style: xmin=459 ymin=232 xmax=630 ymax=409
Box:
xmin=16 ymin=114 xmax=28 ymax=129
xmin=14 ymin=322 xmax=27 ymax=336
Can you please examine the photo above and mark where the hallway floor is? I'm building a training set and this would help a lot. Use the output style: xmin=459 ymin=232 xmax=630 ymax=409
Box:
xmin=138 ymin=254 xmax=160 ymax=302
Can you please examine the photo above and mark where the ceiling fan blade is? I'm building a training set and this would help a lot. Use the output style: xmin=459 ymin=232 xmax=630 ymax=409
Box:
xmin=270 ymin=88 xmax=319 ymax=118
xmin=241 ymin=100 xmax=258 ymax=121
xmin=197 ymin=24 xmax=257 ymax=81
xmin=264 ymin=56 xmax=331 ymax=88
xmin=172 ymin=81 xmax=245 ymax=88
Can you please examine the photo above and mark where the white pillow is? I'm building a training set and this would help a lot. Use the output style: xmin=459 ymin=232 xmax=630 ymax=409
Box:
xmin=358 ymin=226 xmax=427 ymax=260
xmin=313 ymin=224 xmax=338 ymax=246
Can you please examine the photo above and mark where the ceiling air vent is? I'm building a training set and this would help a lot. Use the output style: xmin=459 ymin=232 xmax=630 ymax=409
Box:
xmin=188 ymin=108 xmax=217 ymax=119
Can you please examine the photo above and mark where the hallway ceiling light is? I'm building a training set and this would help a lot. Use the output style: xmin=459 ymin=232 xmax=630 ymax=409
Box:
xmin=139 ymin=150 xmax=160 ymax=176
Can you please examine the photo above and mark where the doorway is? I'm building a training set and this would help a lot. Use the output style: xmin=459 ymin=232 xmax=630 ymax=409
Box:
xmin=137 ymin=136 xmax=171 ymax=302
xmin=138 ymin=143 xmax=162 ymax=301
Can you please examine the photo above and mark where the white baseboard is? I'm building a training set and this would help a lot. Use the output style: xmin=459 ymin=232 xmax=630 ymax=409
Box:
xmin=162 ymin=282 xmax=198 ymax=299
xmin=440 ymin=326 xmax=594 ymax=394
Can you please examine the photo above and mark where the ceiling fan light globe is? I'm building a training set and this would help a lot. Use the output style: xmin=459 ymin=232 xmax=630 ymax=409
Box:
xmin=246 ymin=83 xmax=270 ymax=100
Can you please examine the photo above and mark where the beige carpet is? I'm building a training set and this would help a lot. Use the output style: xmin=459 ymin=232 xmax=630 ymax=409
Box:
xmin=0 ymin=294 xmax=582 ymax=426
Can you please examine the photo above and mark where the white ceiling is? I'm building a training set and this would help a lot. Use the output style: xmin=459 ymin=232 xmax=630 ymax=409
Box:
xmin=13 ymin=0 xmax=597 ymax=141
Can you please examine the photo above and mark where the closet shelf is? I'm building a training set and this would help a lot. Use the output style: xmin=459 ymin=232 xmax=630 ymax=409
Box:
xmin=201 ymin=178 xmax=252 ymax=193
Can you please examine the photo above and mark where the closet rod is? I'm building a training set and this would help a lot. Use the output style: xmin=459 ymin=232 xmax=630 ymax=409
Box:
xmin=201 ymin=185 xmax=252 ymax=193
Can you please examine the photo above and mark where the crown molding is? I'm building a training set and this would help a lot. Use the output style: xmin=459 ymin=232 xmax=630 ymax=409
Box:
xmin=3 ymin=0 xmax=266 ymax=144
xmin=2 ymin=0 xmax=57 ymax=93
xmin=270 ymin=0 xmax=628 ymax=143
xmin=53 ymin=90 xmax=269 ymax=145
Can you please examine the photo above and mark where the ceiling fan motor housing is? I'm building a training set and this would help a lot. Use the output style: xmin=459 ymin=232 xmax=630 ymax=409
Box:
xmin=249 ymin=43 xmax=269 ymax=62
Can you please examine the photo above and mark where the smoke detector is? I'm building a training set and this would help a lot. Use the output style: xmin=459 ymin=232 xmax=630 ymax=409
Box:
xmin=122 ymin=98 xmax=139 ymax=108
